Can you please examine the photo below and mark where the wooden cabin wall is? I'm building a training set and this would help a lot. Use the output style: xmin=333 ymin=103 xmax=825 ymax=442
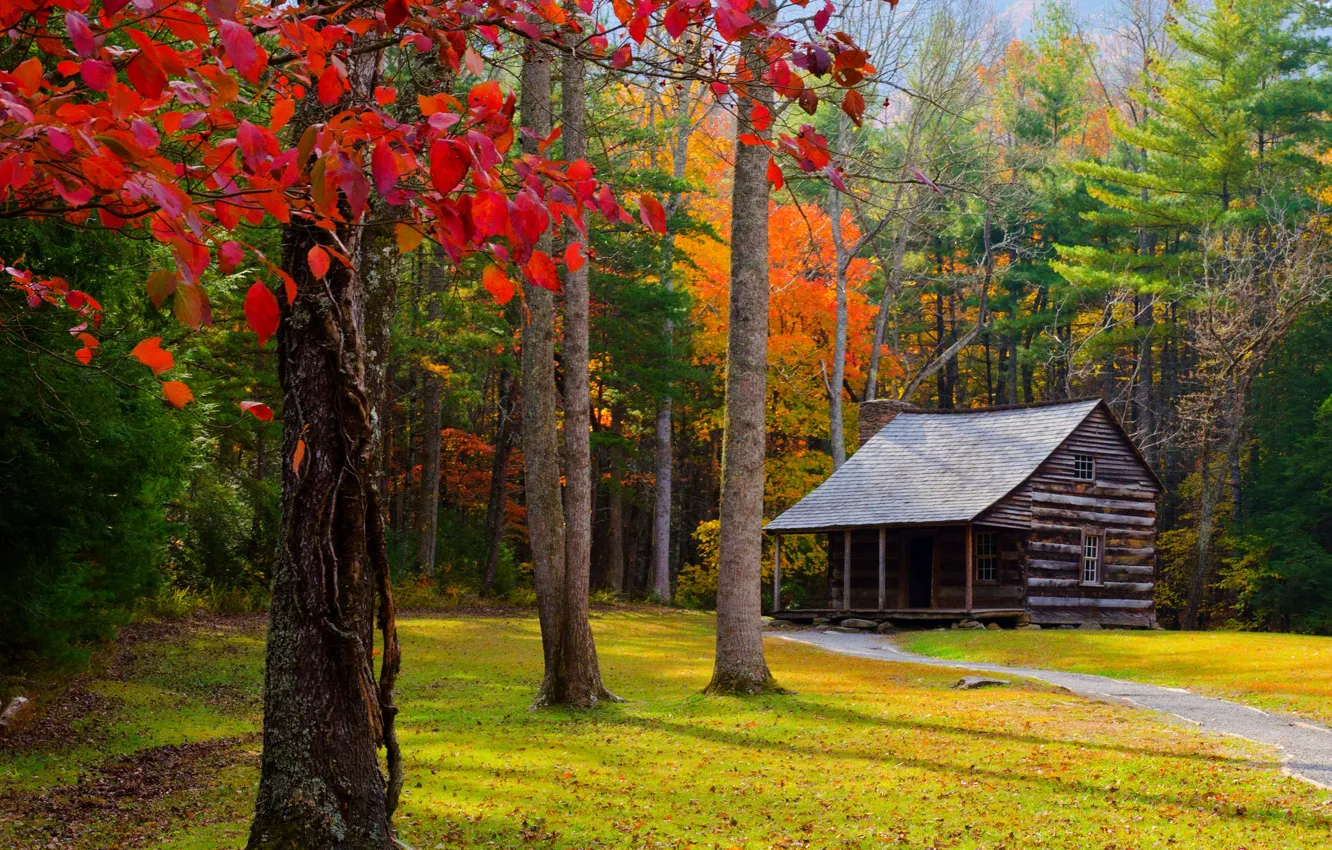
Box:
xmin=1017 ymin=408 xmax=1159 ymax=626
xmin=979 ymin=406 xmax=1156 ymax=529
xmin=827 ymin=530 xmax=902 ymax=608
xmin=933 ymin=528 xmax=1026 ymax=608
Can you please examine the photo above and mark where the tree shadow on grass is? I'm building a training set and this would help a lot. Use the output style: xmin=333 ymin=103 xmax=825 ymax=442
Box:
xmin=587 ymin=703 xmax=1321 ymax=830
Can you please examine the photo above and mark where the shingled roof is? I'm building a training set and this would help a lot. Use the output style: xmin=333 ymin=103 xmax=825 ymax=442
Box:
xmin=765 ymin=398 xmax=1104 ymax=533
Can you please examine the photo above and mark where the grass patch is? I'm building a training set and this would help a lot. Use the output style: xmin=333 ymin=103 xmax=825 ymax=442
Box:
xmin=2 ymin=611 xmax=1329 ymax=849
xmin=899 ymin=629 xmax=1332 ymax=725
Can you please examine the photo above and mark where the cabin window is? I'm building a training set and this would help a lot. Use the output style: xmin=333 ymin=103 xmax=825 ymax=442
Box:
xmin=1081 ymin=531 xmax=1103 ymax=585
xmin=1073 ymin=453 xmax=1096 ymax=481
xmin=974 ymin=532 xmax=997 ymax=582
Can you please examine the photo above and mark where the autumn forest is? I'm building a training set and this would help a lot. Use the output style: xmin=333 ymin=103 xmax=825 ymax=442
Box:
xmin=4 ymin=0 xmax=1332 ymax=846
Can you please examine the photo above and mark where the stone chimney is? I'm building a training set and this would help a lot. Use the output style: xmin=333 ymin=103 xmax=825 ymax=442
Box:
xmin=858 ymin=399 xmax=915 ymax=447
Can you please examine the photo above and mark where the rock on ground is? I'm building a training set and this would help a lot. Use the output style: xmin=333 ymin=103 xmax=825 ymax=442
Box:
xmin=953 ymin=677 xmax=1010 ymax=690
xmin=839 ymin=618 xmax=878 ymax=630
xmin=0 ymin=696 xmax=35 ymax=737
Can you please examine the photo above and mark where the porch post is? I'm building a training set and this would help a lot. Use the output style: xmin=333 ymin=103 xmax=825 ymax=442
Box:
xmin=877 ymin=527 xmax=886 ymax=610
xmin=843 ymin=529 xmax=852 ymax=611
xmin=772 ymin=534 xmax=782 ymax=612
xmin=965 ymin=523 xmax=974 ymax=613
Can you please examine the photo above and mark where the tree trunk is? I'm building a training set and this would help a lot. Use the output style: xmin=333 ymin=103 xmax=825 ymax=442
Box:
xmin=482 ymin=368 xmax=515 ymax=594
xmin=864 ymin=212 xmax=912 ymax=402
xmin=706 ymin=33 xmax=777 ymax=695
xmin=532 ymin=47 xmax=618 ymax=708
xmin=650 ymin=397 xmax=673 ymax=601
xmin=826 ymin=113 xmax=851 ymax=468
xmin=248 ymin=112 xmax=400 ymax=850
xmin=650 ymin=86 xmax=698 ymax=604
xmin=518 ymin=45 xmax=570 ymax=697
xmin=414 ymin=249 xmax=446 ymax=576
xmin=607 ymin=407 xmax=626 ymax=594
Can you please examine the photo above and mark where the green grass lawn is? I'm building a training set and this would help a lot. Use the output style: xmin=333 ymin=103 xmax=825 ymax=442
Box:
xmin=899 ymin=629 xmax=1332 ymax=726
xmin=3 ymin=610 xmax=1330 ymax=849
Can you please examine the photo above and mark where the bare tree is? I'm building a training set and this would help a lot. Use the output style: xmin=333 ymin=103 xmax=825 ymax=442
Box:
xmin=1179 ymin=212 xmax=1332 ymax=628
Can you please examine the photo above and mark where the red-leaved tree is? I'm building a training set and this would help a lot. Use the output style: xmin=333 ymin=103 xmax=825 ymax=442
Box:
xmin=0 ymin=0 xmax=878 ymax=844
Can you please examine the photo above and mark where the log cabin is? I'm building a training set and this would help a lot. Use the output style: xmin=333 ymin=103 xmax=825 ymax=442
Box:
xmin=766 ymin=398 xmax=1163 ymax=628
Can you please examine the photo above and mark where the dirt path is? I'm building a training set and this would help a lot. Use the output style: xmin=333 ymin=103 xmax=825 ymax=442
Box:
xmin=779 ymin=630 xmax=1332 ymax=790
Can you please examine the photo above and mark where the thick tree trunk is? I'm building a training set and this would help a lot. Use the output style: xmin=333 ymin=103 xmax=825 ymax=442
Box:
xmin=706 ymin=34 xmax=777 ymax=695
xmin=533 ymin=47 xmax=617 ymax=708
xmin=518 ymin=45 xmax=569 ymax=692
xmin=248 ymin=136 xmax=400 ymax=850
xmin=414 ymin=250 xmax=446 ymax=576
xmin=482 ymin=369 xmax=515 ymax=594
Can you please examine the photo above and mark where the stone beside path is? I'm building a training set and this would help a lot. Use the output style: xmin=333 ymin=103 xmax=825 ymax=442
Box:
xmin=779 ymin=630 xmax=1332 ymax=791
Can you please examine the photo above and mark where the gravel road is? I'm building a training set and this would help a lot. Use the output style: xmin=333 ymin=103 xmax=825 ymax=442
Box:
xmin=779 ymin=629 xmax=1332 ymax=790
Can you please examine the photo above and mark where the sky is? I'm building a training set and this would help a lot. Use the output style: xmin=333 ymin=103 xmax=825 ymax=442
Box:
xmin=996 ymin=0 xmax=1120 ymax=36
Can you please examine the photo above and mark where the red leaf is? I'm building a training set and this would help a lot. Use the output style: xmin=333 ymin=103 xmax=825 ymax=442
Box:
xmin=126 ymin=51 xmax=166 ymax=99
xmin=76 ymin=347 xmax=93 ymax=365
xmin=750 ymin=103 xmax=772 ymax=133
xmin=271 ymin=98 xmax=295 ymax=133
xmin=219 ymin=20 xmax=258 ymax=73
xmin=240 ymin=400 xmax=274 ymax=421
xmin=664 ymin=2 xmax=690 ymax=38
xmin=80 ymin=59 xmax=115 ymax=91
xmin=219 ymin=241 xmax=244 ymax=275
xmin=565 ymin=242 xmax=586 ymax=272
xmin=524 ymin=251 xmax=560 ymax=291
xmin=317 ymin=66 xmax=344 ymax=106
xmin=841 ymin=88 xmax=866 ymax=127
xmin=610 ymin=44 xmax=632 ymax=69
xmin=371 ymin=142 xmax=397 ymax=195
xmin=244 ymin=281 xmax=280 ymax=346
xmin=163 ymin=381 xmax=193 ymax=408
xmin=130 ymin=337 xmax=174 ymax=375
xmin=767 ymin=156 xmax=784 ymax=191
xmin=468 ymin=80 xmax=503 ymax=112
xmin=307 ymin=246 xmax=330 ymax=279
xmin=384 ymin=0 xmax=410 ymax=28
xmin=65 ymin=12 xmax=99 ymax=59
xmin=146 ymin=269 xmax=177 ymax=308
xmin=814 ymin=1 xmax=833 ymax=32
xmin=629 ymin=15 xmax=648 ymax=44
xmin=173 ymin=281 xmax=207 ymax=329
xmin=638 ymin=194 xmax=666 ymax=234
xmin=429 ymin=138 xmax=470 ymax=195
xmin=482 ymin=264 xmax=515 ymax=304
xmin=471 ymin=190 xmax=509 ymax=239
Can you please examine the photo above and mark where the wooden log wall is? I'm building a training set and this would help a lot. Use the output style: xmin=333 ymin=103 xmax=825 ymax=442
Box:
xmin=1001 ymin=406 xmax=1161 ymax=627
xmin=827 ymin=530 xmax=902 ymax=608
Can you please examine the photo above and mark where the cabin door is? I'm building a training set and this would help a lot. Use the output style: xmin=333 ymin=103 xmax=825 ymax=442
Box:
xmin=907 ymin=537 xmax=933 ymax=608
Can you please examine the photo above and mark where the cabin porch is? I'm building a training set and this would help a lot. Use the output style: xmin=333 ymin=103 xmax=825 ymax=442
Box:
xmin=766 ymin=523 xmax=1027 ymax=620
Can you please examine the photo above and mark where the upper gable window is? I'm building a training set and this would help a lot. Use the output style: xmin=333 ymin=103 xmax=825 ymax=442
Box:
xmin=1073 ymin=453 xmax=1096 ymax=481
